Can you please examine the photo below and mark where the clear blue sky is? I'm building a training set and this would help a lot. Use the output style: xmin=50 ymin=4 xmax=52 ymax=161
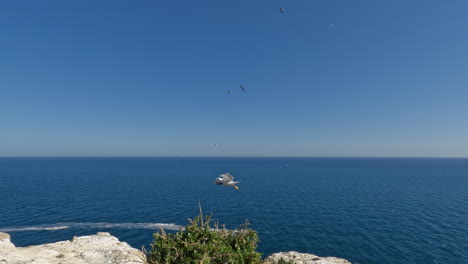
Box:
xmin=1 ymin=0 xmax=467 ymax=157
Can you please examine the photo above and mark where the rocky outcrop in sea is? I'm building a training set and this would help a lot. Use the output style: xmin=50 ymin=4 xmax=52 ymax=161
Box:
xmin=0 ymin=232 xmax=351 ymax=264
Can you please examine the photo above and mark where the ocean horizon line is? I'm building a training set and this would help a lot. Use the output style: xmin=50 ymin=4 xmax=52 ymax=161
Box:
xmin=0 ymin=156 xmax=467 ymax=159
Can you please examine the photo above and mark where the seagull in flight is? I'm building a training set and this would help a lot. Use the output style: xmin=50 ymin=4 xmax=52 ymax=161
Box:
xmin=279 ymin=8 xmax=285 ymax=14
xmin=214 ymin=172 xmax=240 ymax=190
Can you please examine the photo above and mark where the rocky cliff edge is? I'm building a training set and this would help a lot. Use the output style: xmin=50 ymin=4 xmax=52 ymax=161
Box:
xmin=0 ymin=232 xmax=351 ymax=264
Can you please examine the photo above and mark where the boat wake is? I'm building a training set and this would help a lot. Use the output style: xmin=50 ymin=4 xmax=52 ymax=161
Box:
xmin=0 ymin=226 xmax=70 ymax=232
xmin=0 ymin=222 xmax=182 ymax=232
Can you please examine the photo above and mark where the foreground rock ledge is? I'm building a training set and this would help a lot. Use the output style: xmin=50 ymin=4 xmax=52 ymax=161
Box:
xmin=264 ymin=251 xmax=351 ymax=264
xmin=0 ymin=232 xmax=145 ymax=264
xmin=0 ymin=232 xmax=352 ymax=264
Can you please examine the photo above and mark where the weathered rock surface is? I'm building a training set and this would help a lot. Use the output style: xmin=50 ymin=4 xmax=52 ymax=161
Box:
xmin=0 ymin=232 xmax=146 ymax=264
xmin=264 ymin=251 xmax=351 ymax=264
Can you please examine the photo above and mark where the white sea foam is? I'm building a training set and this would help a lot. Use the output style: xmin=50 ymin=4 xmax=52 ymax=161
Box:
xmin=0 ymin=223 xmax=182 ymax=232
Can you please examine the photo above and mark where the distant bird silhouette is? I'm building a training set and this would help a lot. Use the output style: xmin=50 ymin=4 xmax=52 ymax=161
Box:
xmin=240 ymin=85 xmax=245 ymax=92
xmin=279 ymin=8 xmax=285 ymax=14
xmin=227 ymin=90 xmax=232 ymax=94
xmin=330 ymin=24 xmax=335 ymax=29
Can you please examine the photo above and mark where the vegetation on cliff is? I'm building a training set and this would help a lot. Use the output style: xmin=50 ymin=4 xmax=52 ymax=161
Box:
xmin=148 ymin=207 xmax=262 ymax=264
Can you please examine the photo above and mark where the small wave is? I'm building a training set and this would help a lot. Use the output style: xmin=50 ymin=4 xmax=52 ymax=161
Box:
xmin=0 ymin=226 xmax=70 ymax=232
xmin=0 ymin=223 xmax=182 ymax=232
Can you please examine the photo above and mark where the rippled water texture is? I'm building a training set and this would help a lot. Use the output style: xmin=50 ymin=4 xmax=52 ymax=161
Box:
xmin=0 ymin=158 xmax=467 ymax=263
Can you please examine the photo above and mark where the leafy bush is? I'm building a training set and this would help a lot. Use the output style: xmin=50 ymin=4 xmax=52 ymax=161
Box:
xmin=148 ymin=207 xmax=262 ymax=264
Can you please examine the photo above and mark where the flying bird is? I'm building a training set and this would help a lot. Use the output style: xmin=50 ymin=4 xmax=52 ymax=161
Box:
xmin=227 ymin=90 xmax=232 ymax=94
xmin=214 ymin=172 xmax=240 ymax=190
xmin=240 ymin=85 xmax=245 ymax=92
xmin=279 ymin=8 xmax=285 ymax=13
xmin=330 ymin=24 xmax=335 ymax=29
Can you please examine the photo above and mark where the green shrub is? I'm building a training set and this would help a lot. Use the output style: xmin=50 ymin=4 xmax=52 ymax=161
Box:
xmin=148 ymin=208 xmax=262 ymax=264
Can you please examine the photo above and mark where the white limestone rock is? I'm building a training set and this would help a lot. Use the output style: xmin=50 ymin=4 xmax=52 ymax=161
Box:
xmin=264 ymin=251 xmax=352 ymax=264
xmin=0 ymin=233 xmax=15 ymax=250
xmin=0 ymin=232 xmax=146 ymax=264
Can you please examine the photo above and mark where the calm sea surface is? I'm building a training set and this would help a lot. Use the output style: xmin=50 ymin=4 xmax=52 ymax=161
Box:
xmin=0 ymin=157 xmax=467 ymax=263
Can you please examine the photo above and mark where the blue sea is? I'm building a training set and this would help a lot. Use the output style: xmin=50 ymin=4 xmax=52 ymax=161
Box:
xmin=0 ymin=157 xmax=467 ymax=263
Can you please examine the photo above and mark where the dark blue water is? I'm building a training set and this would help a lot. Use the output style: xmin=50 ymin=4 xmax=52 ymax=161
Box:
xmin=0 ymin=158 xmax=467 ymax=264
